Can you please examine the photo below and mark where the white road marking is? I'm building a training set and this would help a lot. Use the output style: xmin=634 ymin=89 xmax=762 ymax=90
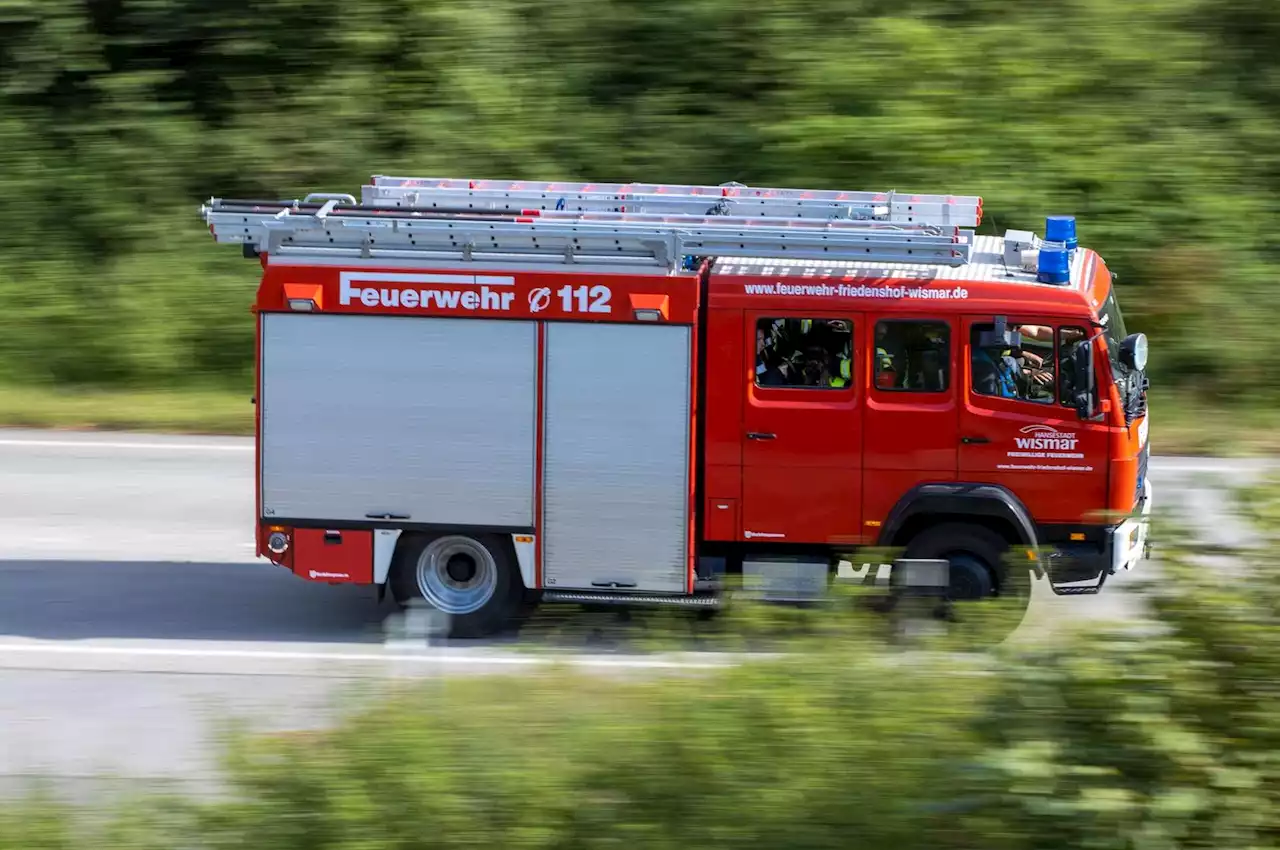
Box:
xmin=0 ymin=641 xmax=736 ymax=670
xmin=1149 ymin=457 xmax=1274 ymax=474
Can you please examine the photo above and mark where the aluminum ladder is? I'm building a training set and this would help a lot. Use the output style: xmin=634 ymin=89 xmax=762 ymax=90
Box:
xmin=361 ymin=175 xmax=984 ymax=229
xmin=199 ymin=193 xmax=976 ymax=270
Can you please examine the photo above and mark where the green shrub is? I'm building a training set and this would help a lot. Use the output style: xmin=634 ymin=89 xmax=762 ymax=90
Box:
xmin=2 ymin=480 xmax=1278 ymax=848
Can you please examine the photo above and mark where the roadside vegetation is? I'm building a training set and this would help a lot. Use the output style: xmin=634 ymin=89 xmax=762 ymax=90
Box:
xmin=3 ymin=1 xmax=1280 ymax=449
xmin=0 ymin=479 xmax=1276 ymax=848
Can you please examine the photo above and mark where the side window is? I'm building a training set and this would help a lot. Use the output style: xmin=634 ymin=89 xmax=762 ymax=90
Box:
xmin=755 ymin=318 xmax=853 ymax=389
xmin=873 ymin=320 xmax=951 ymax=392
xmin=1057 ymin=326 xmax=1090 ymax=407
xmin=969 ymin=322 xmax=1056 ymax=404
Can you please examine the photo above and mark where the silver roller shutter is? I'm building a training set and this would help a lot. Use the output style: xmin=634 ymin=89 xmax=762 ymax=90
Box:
xmin=260 ymin=313 xmax=536 ymax=527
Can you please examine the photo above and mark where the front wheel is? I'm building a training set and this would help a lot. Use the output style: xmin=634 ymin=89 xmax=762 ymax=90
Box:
xmin=390 ymin=532 xmax=524 ymax=639
xmin=901 ymin=523 xmax=1033 ymax=638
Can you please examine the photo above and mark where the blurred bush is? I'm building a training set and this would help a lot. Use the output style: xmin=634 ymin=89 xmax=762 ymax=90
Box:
xmin=2 ymin=0 xmax=1280 ymax=407
xmin=0 ymin=478 xmax=1277 ymax=848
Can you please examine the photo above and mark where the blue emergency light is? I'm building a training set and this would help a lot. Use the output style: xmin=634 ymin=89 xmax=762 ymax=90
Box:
xmin=1045 ymin=215 xmax=1078 ymax=252
xmin=1037 ymin=244 xmax=1071 ymax=284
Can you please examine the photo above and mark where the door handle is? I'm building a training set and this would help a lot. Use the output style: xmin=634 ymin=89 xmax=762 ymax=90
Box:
xmin=960 ymin=436 xmax=990 ymax=445
xmin=747 ymin=432 xmax=776 ymax=441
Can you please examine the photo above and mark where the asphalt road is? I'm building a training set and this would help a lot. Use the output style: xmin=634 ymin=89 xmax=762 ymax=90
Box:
xmin=0 ymin=428 xmax=1272 ymax=796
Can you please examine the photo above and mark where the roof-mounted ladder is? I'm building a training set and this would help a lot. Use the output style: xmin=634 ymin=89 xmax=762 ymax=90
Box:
xmin=199 ymin=194 xmax=976 ymax=270
xmin=362 ymin=175 xmax=984 ymax=229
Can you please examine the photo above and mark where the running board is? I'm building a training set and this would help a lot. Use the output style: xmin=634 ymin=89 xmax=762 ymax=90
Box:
xmin=541 ymin=590 xmax=722 ymax=608
xmin=1048 ymin=572 xmax=1107 ymax=596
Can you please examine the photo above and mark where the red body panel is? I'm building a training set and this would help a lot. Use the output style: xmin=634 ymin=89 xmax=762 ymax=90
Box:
xmin=256 ymin=265 xmax=699 ymax=325
xmin=254 ymin=259 xmax=703 ymax=588
xmin=534 ymin=322 xmax=547 ymax=589
xmin=1090 ymin=259 xmax=1148 ymax=520
xmin=292 ymin=528 xmax=373 ymax=583
xmin=739 ymin=308 xmax=864 ymax=546
xmin=699 ymin=251 xmax=1135 ymax=547
xmin=956 ymin=313 xmax=1111 ymax=524
xmin=685 ymin=293 xmax=703 ymax=593
xmin=861 ymin=308 xmax=961 ymax=512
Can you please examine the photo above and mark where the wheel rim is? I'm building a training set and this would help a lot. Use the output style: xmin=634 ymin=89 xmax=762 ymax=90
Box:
xmin=415 ymin=536 xmax=498 ymax=615
xmin=943 ymin=553 xmax=993 ymax=601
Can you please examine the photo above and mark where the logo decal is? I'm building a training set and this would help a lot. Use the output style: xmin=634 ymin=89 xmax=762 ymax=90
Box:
xmin=1014 ymin=424 xmax=1080 ymax=451
xmin=339 ymin=272 xmax=517 ymax=313
xmin=999 ymin=423 xmax=1092 ymax=472
xmin=528 ymin=287 xmax=552 ymax=312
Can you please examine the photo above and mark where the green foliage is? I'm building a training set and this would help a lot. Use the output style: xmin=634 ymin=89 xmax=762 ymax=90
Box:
xmin=2 ymin=0 xmax=1279 ymax=408
xmin=2 ymin=480 xmax=1280 ymax=848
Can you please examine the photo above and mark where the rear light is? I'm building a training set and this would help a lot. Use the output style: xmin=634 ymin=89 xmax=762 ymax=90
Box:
xmin=267 ymin=530 xmax=290 ymax=554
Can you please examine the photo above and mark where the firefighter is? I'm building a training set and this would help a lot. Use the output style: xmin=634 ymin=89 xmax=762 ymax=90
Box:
xmin=800 ymin=345 xmax=845 ymax=388
xmin=756 ymin=325 xmax=794 ymax=386
xmin=874 ymin=323 xmax=903 ymax=389
xmin=826 ymin=320 xmax=853 ymax=387
xmin=972 ymin=340 xmax=1019 ymax=398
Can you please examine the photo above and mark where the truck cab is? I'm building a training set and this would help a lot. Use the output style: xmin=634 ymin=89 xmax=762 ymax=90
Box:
xmin=701 ymin=232 xmax=1151 ymax=603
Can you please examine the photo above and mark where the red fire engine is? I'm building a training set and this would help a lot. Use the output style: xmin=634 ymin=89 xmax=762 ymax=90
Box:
xmin=199 ymin=176 xmax=1152 ymax=638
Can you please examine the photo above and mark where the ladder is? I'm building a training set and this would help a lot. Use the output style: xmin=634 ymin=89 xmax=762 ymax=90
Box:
xmin=199 ymin=192 xmax=977 ymax=270
xmin=362 ymin=175 xmax=984 ymax=229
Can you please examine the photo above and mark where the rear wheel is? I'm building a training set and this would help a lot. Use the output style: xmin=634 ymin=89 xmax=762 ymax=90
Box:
xmin=390 ymin=532 xmax=523 ymax=639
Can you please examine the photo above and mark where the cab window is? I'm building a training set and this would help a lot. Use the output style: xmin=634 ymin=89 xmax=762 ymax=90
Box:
xmin=755 ymin=318 xmax=853 ymax=389
xmin=969 ymin=322 xmax=1056 ymax=404
xmin=873 ymin=320 xmax=950 ymax=392
xmin=1057 ymin=326 xmax=1090 ymax=407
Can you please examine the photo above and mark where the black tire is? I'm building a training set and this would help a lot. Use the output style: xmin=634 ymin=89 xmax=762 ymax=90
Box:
xmin=389 ymin=532 xmax=524 ymax=639
xmin=902 ymin=522 xmax=1009 ymax=601
xmin=901 ymin=522 xmax=1034 ymax=643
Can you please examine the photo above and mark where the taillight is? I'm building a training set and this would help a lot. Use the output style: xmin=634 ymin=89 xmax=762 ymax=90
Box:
xmin=266 ymin=527 xmax=290 ymax=554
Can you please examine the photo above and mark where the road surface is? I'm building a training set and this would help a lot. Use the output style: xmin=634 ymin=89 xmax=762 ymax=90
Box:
xmin=0 ymin=429 xmax=1271 ymax=796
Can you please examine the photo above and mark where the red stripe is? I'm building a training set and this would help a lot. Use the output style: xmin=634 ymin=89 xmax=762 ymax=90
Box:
xmin=687 ymin=312 xmax=698 ymax=594
xmin=534 ymin=321 xmax=546 ymax=588
xmin=253 ymin=307 xmax=263 ymax=559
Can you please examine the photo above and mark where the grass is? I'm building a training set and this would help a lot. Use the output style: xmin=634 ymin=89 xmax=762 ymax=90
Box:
xmin=0 ymin=384 xmax=253 ymax=436
xmin=0 ymin=383 xmax=1274 ymax=457
xmin=1145 ymin=388 xmax=1280 ymax=458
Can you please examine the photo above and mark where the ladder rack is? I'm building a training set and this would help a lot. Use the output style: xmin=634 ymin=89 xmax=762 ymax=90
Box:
xmin=200 ymin=193 xmax=976 ymax=270
xmin=363 ymin=175 xmax=984 ymax=229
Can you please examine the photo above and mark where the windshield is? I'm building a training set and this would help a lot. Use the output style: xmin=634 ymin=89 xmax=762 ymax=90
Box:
xmin=1097 ymin=287 xmax=1129 ymax=374
xmin=1097 ymin=282 xmax=1147 ymax=422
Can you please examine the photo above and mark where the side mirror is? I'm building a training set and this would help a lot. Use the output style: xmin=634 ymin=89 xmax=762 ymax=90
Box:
xmin=1119 ymin=332 xmax=1148 ymax=371
xmin=978 ymin=315 xmax=1022 ymax=349
xmin=1071 ymin=339 xmax=1097 ymax=419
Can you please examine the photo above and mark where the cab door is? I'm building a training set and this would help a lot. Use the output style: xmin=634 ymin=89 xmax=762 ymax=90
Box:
xmin=740 ymin=311 xmax=863 ymax=545
xmin=861 ymin=314 xmax=960 ymax=526
xmin=958 ymin=315 xmax=1110 ymax=524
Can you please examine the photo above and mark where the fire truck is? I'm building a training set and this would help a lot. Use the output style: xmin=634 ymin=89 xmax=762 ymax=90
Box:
xmin=199 ymin=176 xmax=1152 ymax=638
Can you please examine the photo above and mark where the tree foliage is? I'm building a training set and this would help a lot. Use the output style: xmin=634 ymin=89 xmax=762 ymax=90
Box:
xmin=1 ymin=0 xmax=1278 ymax=401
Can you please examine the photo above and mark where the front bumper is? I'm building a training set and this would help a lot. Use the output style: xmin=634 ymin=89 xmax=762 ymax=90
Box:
xmin=1110 ymin=477 xmax=1153 ymax=573
xmin=1044 ymin=478 xmax=1153 ymax=595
